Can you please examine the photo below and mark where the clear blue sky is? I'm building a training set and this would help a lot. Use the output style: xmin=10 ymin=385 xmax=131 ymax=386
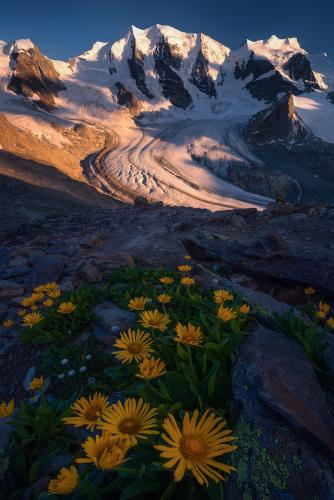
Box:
xmin=2 ymin=0 xmax=333 ymax=60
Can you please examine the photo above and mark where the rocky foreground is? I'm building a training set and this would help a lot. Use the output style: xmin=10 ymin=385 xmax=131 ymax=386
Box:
xmin=1 ymin=200 xmax=334 ymax=498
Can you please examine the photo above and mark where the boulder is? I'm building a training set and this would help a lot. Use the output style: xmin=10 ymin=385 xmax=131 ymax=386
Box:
xmin=27 ymin=255 xmax=65 ymax=290
xmin=0 ymin=279 xmax=24 ymax=298
xmin=93 ymin=302 xmax=137 ymax=333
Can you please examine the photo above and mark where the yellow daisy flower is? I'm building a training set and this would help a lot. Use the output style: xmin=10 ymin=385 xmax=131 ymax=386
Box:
xmin=17 ymin=309 xmax=26 ymax=317
xmin=159 ymin=277 xmax=174 ymax=285
xmin=47 ymin=289 xmax=61 ymax=298
xmin=155 ymin=409 xmax=237 ymax=486
xmin=318 ymin=301 xmax=330 ymax=314
xmin=30 ymin=305 xmax=38 ymax=311
xmin=217 ymin=306 xmax=236 ymax=322
xmin=113 ymin=329 xmax=154 ymax=364
xmin=304 ymin=287 xmax=315 ymax=295
xmin=22 ymin=312 xmax=43 ymax=328
xmin=316 ymin=310 xmax=327 ymax=320
xmin=33 ymin=285 xmax=47 ymax=293
xmin=128 ymin=296 xmax=148 ymax=311
xmin=28 ymin=376 xmax=44 ymax=391
xmin=239 ymin=304 xmax=250 ymax=314
xmin=136 ymin=357 xmax=166 ymax=380
xmin=44 ymin=282 xmax=59 ymax=290
xmin=174 ymin=322 xmax=203 ymax=347
xmin=327 ymin=317 xmax=334 ymax=330
xmin=43 ymin=298 xmax=54 ymax=308
xmin=181 ymin=277 xmax=196 ymax=286
xmin=213 ymin=290 xmax=234 ymax=305
xmin=58 ymin=302 xmax=76 ymax=314
xmin=139 ymin=310 xmax=170 ymax=332
xmin=178 ymin=265 xmax=192 ymax=272
xmin=2 ymin=319 xmax=13 ymax=329
xmin=157 ymin=294 xmax=172 ymax=304
xmin=48 ymin=466 xmax=79 ymax=495
xmin=63 ymin=393 xmax=110 ymax=431
xmin=0 ymin=399 xmax=14 ymax=418
xmin=30 ymin=292 xmax=44 ymax=302
xmin=20 ymin=297 xmax=36 ymax=308
xmin=98 ymin=397 xmax=158 ymax=446
xmin=184 ymin=255 xmax=192 ymax=260
xmin=76 ymin=434 xmax=129 ymax=470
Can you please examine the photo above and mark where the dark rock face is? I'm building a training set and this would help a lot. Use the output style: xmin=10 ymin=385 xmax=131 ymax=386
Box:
xmin=27 ymin=255 xmax=65 ymax=290
xmin=226 ymin=326 xmax=334 ymax=499
xmin=235 ymin=52 xmax=275 ymax=80
xmin=7 ymin=45 xmax=65 ymax=110
xmin=127 ymin=38 xmax=154 ymax=100
xmin=190 ymin=50 xmax=216 ymax=97
xmin=328 ymin=91 xmax=334 ymax=104
xmin=246 ymin=70 xmax=299 ymax=103
xmin=115 ymin=82 xmax=141 ymax=116
xmin=284 ymin=53 xmax=319 ymax=91
xmin=154 ymin=38 xmax=192 ymax=109
xmin=246 ymin=93 xmax=306 ymax=144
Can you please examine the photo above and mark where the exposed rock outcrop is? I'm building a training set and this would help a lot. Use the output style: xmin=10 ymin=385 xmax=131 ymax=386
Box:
xmin=235 ymin=52 xmax=275 ymax=80
xmin=246 ymin=71 xmax=299 ymax=103
xmin=284 ymin=52 xmax=319 ymax=91
xmin=7 ymin=43 xmax=65 ymax=110
xmin=115 ymin=82 xmax=142 ymax=116
xmin=154 ymin=38 xmax=192 ymax=109
xmin=190 ymin=49 xmax=216 ymax=97
xmin=127 ymin=37 xmax=154 ymax=100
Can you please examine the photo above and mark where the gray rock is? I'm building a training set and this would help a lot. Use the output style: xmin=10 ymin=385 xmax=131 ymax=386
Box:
xmin=2 ymin=266 xmax=30 ymax=279
xmin=78 ymin=263 xmax=103 ymax=284
xmin=226 ymin=325 xmax=334 ymax=499
xmin=0 ymin=303 xmax=8 ymax=321
xmin=0 ymin=279 xmax=24 ymax=298
xmin=27 ymin=255 xmax=65 ymax=290
xmin=93 ymin=302 xmax=136 ymax=333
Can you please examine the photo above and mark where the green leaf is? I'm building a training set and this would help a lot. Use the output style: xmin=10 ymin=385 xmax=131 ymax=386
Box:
xmin=28 ymin=459 xmax=41 ymax=483
xmin=120 ymin=478 xmax=162 ymax=499
xmin=164 ymin=372 xmax=196 ymax=407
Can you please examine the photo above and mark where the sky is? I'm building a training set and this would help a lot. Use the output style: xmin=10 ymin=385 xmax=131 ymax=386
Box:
xmin=1 ymin=0 xmax=333 ymax=60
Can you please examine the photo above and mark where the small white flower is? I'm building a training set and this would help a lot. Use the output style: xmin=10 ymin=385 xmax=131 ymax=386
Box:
xmin=146 ymin=298 xmax=153 ymax=303
xmin=111 ymin=325 xmax=120 ymax=333
xmin=79 ymin=366 xmax=87 ymax=373
xmin=60 ymin=358 xmax=68 ymax=365
xmin=58 ymin=373 xmax=65 ymax=380
xmin=85 ymin=354 xmax=92 ymax=361
xmin=68 ymin=369 xmax=75 ymax=376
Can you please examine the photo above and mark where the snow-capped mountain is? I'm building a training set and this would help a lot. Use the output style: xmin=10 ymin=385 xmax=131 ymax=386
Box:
xmin=1 ymin=26 xmax=334 ymax=209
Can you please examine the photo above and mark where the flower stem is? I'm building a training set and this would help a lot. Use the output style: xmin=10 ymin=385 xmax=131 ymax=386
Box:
xmin=187 ymin=345 xmax=198 ymax=384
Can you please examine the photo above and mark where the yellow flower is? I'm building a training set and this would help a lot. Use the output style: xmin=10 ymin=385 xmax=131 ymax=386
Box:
xmin=157 ymin=294 xmax=172 ymax=304
xmin=58 ymin=302 xmax=76 ymax=314
xmin=155 ymin=409 xmax=237 ymax=486
xmin=30 ymin=305 xmax=38 ymax=311
xmin=44 ymin=282 xmax=59 ymax=290
xmin=33 ymin=285 xmax=47 ymax=293
xmin=0 ymin=399 xmax=14 ymax=418
xmin=47 ymin=289 xmax=61 ymax=298
xmin=2 ymin=319 xmax=13 ymax=329
xmin=128 ymin=296 xmax=148 ymax=311
xmin=28 ymin=376 xmax=44 ymax=391
xmin=239 ymin=304 xmax=250 ymax=314
xmin=174 ymin=322 xmax=203 ymax=347
xmin=139 ymin=309 xmax=170 ymax=332
xmin=318 ymin=301 xmax=330 ymax=314
xmin=316 ymin=310 xmax=327 ymax=320
xmin=31 ymin=292 xmax=44 ymax=302
xmin=48 ymin=466 xmax=79 ymax=495
xmin=21 ymin=297 xmax=36 ymax=308
xmin=184 ymin=255 xmax=192 ymax=260
xmin=98 ymin=397 xmax=158 ymax=446
xmin=217 ymin=306 xmax=236 ymax=322
xmin=304 ymin=287 xmax=315 ymax=295
xmin=327 ymin=317 xmax=334 ymax=329
xmin=214 ymin=290 xmax=234 ymax=305
xmin=76 ymin=434 xmax=129 ymax=469
xmin=43 ymin=298 xmax=54 ymax=308
xmin=136 ymin=357 xmax=166 ymax=380
xmin=63 ymin=393 xmax=110 ymax=431
xmin=178 ymin=265 xmax=192 ymax=272
xmin=22 ymin=312 xmax=43 ymax=328
xmin=160 ymin=277 xmax=174 ymax=285
xmin=18 ymin=309 xmax=26 ymax=317
xmin=113 ymin=329 xmax=154 ymax=364
xmin=181 ymin=277 xmax=196 ymax=286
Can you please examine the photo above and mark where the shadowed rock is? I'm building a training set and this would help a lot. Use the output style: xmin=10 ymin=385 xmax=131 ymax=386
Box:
xmin=115 ymin=82 xmax=142 ymax=116
xmin=190 ymin=50 xmax=216 ymax=97
xmin=284 ymin=53 xmax=319 ymax=91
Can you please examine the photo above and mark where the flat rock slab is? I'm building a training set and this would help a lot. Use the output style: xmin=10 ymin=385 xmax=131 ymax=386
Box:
xmin=27 ymin=255 xmax=65 ymax=290
xmin=0 ymin=279 xmax=24 ymax=298
xmin=239 ymin=325 xmax=334 ymax=457
xmin=93 ymin=302 xmax=137 ymax=333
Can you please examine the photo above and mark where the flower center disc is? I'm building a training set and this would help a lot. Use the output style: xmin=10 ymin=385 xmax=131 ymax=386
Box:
xmin=128 ymin=342 xmax=143 ymax=354
xmin=85 ymin=405 xmax=101 ymax=421
xmin=180 ymin=436 xmax=205 ymax=459
xmin=119 ymin=418 xmax=141 ymax=435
